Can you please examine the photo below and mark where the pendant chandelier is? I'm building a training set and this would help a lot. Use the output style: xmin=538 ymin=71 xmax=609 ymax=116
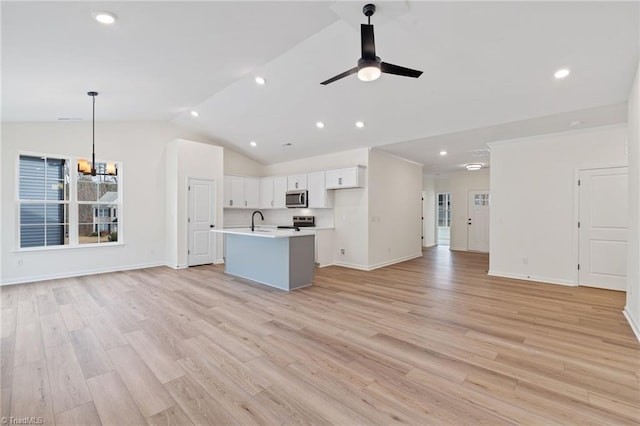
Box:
xmin=78 ymin=91 xmax=117 ymax=176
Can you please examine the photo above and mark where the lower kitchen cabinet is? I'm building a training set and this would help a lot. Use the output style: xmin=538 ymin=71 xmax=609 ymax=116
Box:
xmin=312 ymin=229 xmax=334 ymax=267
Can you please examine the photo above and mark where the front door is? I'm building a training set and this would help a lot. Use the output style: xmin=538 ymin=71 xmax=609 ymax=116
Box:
xmin=578 ymin=167 xmax=628 ymax=291
xmin=468 ymin=190 xmax=490 ymax=252
xmin=188 ymin=178 xmax=216 ymax=266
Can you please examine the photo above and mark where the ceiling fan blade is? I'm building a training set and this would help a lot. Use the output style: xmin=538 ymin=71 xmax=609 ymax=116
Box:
xmin=381 ymin=62 xmax=423 ymax=78
xmin=320 ymin=67 xmax=358 ymax=85
xmin=361 ymin=24 xmax=376 ymax=59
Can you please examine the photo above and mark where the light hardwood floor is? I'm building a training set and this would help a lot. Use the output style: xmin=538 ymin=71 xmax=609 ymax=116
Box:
xmin=1 ymin=246 xmax=638 ymax=425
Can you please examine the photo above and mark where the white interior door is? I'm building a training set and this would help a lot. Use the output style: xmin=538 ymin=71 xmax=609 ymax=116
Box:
xmin=468 ymin=190 xmax=490 ymax=252
xmin=188 ymin=178 xmax=216 ymax=266
xmin=578 ymin=167 xmax=628 ymax=291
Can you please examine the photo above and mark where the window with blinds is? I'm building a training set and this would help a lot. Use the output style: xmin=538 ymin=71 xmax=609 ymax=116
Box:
xmin=18 ymin=154 xmax=122 ymax=249
xmin=18 ymin=155 xmax=69 ymax=247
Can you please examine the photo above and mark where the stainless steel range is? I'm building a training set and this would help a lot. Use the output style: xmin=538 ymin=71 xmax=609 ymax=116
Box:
xmin=277 ymin=216 xmax=315 ymax=229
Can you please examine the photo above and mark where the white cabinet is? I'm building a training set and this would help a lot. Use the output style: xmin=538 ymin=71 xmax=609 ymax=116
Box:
xmin=273 ymin=176 xmax=287 ymax=208
xmin=325 ymin=166 xmax=365 ymax=189
xmin=224 ymin=176 xmax=243 ymax=207
xmin=224 ymin=176 xmax=259 ymax=208
xmin=259 ymin=176 xmax=287 ymax=209
xmin=310 ymin=229 xmax=334 ymax=266
xmin=307 ymin=171 xmax=331 ymax=208
xmin=244 ymin=177 xmax=260 ymax=208
xmin=287 ymin=174 xmax=307 ymax=190
xmin=259 ymin=177 xmax=274 ymax=208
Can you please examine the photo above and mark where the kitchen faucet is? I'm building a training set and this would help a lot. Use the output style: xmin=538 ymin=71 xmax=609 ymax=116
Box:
xmin=251 ymin=210 xmax=264 ymax=232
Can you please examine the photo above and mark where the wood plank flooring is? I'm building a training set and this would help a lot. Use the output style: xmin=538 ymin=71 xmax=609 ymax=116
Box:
xmin=1 ymin=246 xmax=638 ymax=425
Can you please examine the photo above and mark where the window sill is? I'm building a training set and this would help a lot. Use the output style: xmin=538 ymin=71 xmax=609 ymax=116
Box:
xmin=14 ymin=242 xmax=125 ymax=253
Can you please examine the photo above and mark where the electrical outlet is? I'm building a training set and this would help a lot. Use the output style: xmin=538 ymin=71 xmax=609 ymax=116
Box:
xmin=522 ymin=257 xmax=528 ymax=265
xmin=17 ymin=259 xmax=23 ymax=266
xmin=340 ymin=248 xmax=345 ymax=255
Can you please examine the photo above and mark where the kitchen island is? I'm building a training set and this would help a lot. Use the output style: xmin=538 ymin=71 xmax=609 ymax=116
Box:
xmin=212 ymin=228 xmax=315 ymax=291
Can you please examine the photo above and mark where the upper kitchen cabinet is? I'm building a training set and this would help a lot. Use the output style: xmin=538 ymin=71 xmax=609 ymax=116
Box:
xmin=244 ymin=177 xmax=260 ymax=208
xmin=224 ymin=175 xmax=259 ymax=208
xmin=307 ymin=171 xmax=331 ymax=208
xmin=325 ymin=166 xmax=365 ymax=189
xmin=259 ymin=177 xmax=274 ymax=209
xmin=287 ymin=174 xmax=307 ymax=191
xmin=273 ymin=176 xmax=287 ymax=208
xmin=259 ymin=176 xmax=287 ymax=209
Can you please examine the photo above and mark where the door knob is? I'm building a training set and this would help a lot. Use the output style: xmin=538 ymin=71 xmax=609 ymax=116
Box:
xmin=210 ymin=224 xmax=215 ymax=228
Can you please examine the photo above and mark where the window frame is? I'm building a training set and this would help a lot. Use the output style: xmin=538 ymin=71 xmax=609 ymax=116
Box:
xmin=16 ymin=151 xmax=123 ymax=251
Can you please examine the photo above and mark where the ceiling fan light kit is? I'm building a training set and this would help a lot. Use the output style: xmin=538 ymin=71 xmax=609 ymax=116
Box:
xmin=321 ymin=3 xmax=423 ymax=85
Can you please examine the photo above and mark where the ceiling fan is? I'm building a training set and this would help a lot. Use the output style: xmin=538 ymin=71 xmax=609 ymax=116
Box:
xmin=321 ymin=3 xmax=423 ymax=85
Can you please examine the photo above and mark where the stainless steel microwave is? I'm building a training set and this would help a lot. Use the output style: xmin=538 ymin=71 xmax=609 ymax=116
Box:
xmin=285 ymin=190 xmax=308 ymax=208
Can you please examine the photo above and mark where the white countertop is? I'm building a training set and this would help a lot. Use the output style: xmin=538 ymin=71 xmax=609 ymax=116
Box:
xmin=223 ymin=225 xmax=334 ymax=231
xmin=212 ymin=228 xmax=315 ymax=239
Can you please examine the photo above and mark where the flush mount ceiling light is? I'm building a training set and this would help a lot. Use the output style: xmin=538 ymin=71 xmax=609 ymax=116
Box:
xmin=78 ymin=92 xmax=117 ymax=176
xmin=465 ymin=163 xmax=483 ymax=171
xmin=554 ymin=68 xmax=570 ymax=79
xmin=569 ymin=120 xmax=582 ymax=127
xmin=316 ymin=121 xmax=325 ymax=129
xmin=93 ymin=11 xmax=117 ymax=24
xmin=440 ymin=150 xmax=447 ymax=156
xmin=250 ymin=141 xmax=257 ymax=147
xmin=255 ymin=76 xmax=266 ymax=85
xmin=190 ymin=110 xmax=199 ymax=117
xmin=355 ymin=121 xmax=365 ymax=128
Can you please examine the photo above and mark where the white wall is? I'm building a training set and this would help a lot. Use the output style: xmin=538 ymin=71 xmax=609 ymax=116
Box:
xmin=165 ymin=139 xmax=224 ymax=268
xmin=625 ymin=59 xmax=640 ymax=340
xmin=1 ymin=121 xmax=210 ymax=284
xmin=434 ymin=176 xmax=450 ymax=194
xmin=448 ymin=168 xmax=490 ymax=251
xmin=264 ymin=148 xmax=369 ymax=176
xmin=368 ymin=151 xmax=423 ymax=267
xmin=489 ymin=125 xmax=628 ymax=286
xmin=224 ymin=149 xmax=265 ymax=176
xmin=422 ymin=175 xmax=436 ymax=247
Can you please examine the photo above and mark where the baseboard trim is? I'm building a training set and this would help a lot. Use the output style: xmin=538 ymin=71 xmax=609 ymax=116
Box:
xmin=333 ymin=253 xmax=423 ymax=272
xmin=488 ymin=270 xmax=577 ymax=287
xmin=164 ymin=264 xmax=187 ymax=270
xmin=0 ymin=261 xmax=166 ymax=286
xmin=331 ymin=261 xmax=370 ymax=270
xmin=623 ymin=308 xmax=640 ymax=343
xmin=366 ymin=253 xmax=423 ymax=271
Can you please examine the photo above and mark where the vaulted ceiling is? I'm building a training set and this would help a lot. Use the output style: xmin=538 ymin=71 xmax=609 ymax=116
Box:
xmin=2 ymin=1 xmax=638 ymax=173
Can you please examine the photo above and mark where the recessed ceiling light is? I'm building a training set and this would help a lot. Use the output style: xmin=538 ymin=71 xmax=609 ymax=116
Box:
xmin=569 ymin=120 xmax=582 ymax=127
xmin=255 ymin=76 xmax=266 ymax=85
xmin=355 ymin=121 xmax=365 ymax=128
xmin=190 ymin=110 xmax=199 ymax=117
xmin=316 ymin=121 xmax=325 ymax=129
xmin=554 ymin=68 xmax=570 ymax=79
xmin=440 ymin=150 xmax=447 ymax=156
xmin=250 ymin=141 xmax=257 ymax=147
xmin=94 ymin=11 xmax=117 ymax=24
xmin=466 ymin=163 xmax=483 ymax=171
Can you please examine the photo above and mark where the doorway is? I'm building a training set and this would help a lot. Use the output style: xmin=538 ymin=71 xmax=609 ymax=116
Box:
xmin=578 ymin=167 xmax=628 ymax=291
xmin=187 ymin=178 xmax=217 ymax=266
xmin=467 ymin=190 xmax=490 ymax=252
xmin=437 ymin=192 xmax=451 ymax=247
